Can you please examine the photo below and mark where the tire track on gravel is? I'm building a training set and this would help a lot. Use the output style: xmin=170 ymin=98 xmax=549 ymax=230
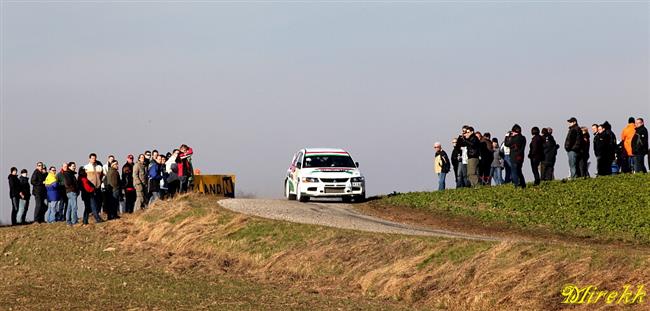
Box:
xmin=219 ymin=199 xmax=502 ymax=242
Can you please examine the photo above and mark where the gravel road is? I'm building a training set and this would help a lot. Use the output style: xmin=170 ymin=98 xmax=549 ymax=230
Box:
xmin=219 ymin=199 xmax=500 ymax=241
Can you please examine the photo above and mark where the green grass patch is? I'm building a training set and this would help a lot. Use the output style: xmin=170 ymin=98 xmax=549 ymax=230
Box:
xmin=167 ymin=207 xmax=209 ymax=224
xmin=380 ymin=174 xmax=650 ymax=243
xmin=224 ymin=220 xmax=326 ymax=258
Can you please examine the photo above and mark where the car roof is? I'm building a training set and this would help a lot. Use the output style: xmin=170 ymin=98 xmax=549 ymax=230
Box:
xmin=303 ymin=148 xmax=350 ymax=155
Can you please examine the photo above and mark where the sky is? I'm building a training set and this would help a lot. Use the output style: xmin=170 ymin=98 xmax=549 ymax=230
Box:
xmin=1 ymin=1 xmax=648 ymax=225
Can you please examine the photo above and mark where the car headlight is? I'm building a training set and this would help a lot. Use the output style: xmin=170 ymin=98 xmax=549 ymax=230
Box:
xmin=351 ymin=177 xmax=365 ymax=182
xmin=301 ymin=177 xmax=319 ymax=183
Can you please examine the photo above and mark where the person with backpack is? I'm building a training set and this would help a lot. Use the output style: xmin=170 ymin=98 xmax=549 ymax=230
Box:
xmin=433 ymin=142 xmax=451 ymax=191
xmin=78 ymin=167 xmax=103 ymax=225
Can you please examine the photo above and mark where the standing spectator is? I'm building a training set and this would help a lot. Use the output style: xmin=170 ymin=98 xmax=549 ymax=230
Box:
xmin=160 ymin=155 xmax=169 ymax=199
xmin=166 ymin=150 xmax=181 ymax=198
xmin=31 ymin=162 xmax=47 ymax=223
xmin=578 ymin=127 xmax=591 ymax=178
xmin=178 ymin=144 xmax=194 ymax=193
xmin=84 ymin=153 xmax=103 ymax=216
xmin=433 ymin=142 xmax=450 ymax=191
xmin=621 ymin=117 xmax=636 ymax=173
xmin=458 ymin=127 xmax=480 ymax=187
xmin=595 ymin=123 xmax=615 ymax=176
xmin=148 ymin=155 xmax=163 ymax=203
xmin=500 ymin=133 xmax=512 ymax=184
xmin=122 ymin=155 xmax=136 ymax=213
xmin=505 ymin=124 xmax=527 ymax=188
xmin=450 ymin=138 xmax=461 ymax=186
xmin=17 ymin=169 xmax=31 ymax=224
xmin=56 ymin=162 xmax=68 ymax=222
xmin=478 ymin=132 xmax=494 ymax=185
xmin=44 ymin=166 xmax=61 ymax=223
xmin=633 ymin=118 xmax=648 ymax=173
xmin=101 ymin=155 xmax=115 ymax=216
xmin=528 ymin=127 xmax=544 ymax=186
xmin=78 ymin=167 xmax=103 ymax=224
xmin=106 ymin=160 xmax=121 ymax=220
xmin=490 ymin=139 xmax=504 ymax=185
xmin=565 ymin=117 xmax=582 ymax=179
xmin=541 ymin=127 xmax=559 ymax=181
xmin=63 ymin=162 xmax=79 ymax=226
xmin=133 ymin=154 xmax=147 ymax=210
xmin=143 ymin=150 xmax=152 ymax=169
xmin=8 ymin=167 xmax=20 ymax=225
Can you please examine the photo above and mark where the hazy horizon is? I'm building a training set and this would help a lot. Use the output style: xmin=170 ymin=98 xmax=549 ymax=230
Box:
xmin=1 ymin=2 xmax=648 ymax=225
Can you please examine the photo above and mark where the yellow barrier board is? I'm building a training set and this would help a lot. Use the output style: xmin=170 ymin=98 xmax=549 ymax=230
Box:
xmin=191 ymin=175 xmax=236 ymax=197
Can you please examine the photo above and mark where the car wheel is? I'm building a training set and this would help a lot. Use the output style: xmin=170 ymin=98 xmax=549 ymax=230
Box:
xmin=354 ymin=193 xmax=366 ymax=203
xmin=285 ymin=180 xmax=296 ymax=201
xmin=296 ymin=183 xmax=309 ymax=202
xmin=341 ymin=195 xmax=352 ymax=203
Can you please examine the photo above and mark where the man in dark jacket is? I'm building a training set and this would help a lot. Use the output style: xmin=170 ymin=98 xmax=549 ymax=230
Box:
xmin=450 ymin=138 xmax=461 ymax=186
xmin=528 ymin=127 xmax=544 ymax=185
xmin=565 ymin=117 xmax=582 ymax=179
xmin=122 ymin=155 xmax=136 ymax=213
xmin=63 ymin=162 xmax=79 ymax=225
xmin=106 ymin=160 xmax=121 ymax=220
xmin=31 ymin=162 xmax=47 ymax=223
xmin=633 ymin=118 xmax=648 ymax=173
xmin=541 ymin=127 xmax=559 ymax=181
xmin=457 ymin=126 xmax=481 ymax=187
xmin=505 ymin=124 xmax=527 ymax=188
xmin=594 ymin=124 xmax=609 ymax=176
xmin=8 ymin=167 xmax=20 ymax=225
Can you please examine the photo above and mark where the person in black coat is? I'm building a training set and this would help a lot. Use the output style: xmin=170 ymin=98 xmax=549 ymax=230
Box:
xmin=541 ymin=127 xmax=559 ymax=181
xmin=457 ymin=127 xmax=481 ymax=187
xmin=528 ymin=127 xmax=544 ymax=185
xmin=450 ymin=138 xmax=461 ymax=185
xmin=633 ymin=118 xmax=648 ymax=173
xmin=504 ymin=124 xmax=527 ymax=188
xmin=30 ymin=162 xmax=47 ymax=223
xmin=577 ymin=127 xmax=590 ymax=178
xmin=564 ymin=118 xmax=582 ymax=179
xmin=8 ymin=167 xmax=20 ymax=225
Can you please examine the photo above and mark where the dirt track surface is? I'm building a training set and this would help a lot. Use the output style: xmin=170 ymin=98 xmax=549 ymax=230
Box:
xmin=219 ymin=199 xmax=501 ymax=241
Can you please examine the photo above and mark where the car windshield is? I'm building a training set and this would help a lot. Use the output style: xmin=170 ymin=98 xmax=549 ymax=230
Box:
xmin=304 ymin=155 xmax=356 ymax=168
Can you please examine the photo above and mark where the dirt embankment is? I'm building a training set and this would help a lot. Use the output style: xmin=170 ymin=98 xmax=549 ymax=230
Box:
xmin=98 ymin=195 xmax=650 ymax=310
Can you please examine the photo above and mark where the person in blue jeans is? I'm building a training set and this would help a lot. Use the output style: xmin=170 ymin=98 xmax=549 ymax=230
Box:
xmin=44 ymin=167 xmax=61 ymax=223
xmin=63 ymin=162 xmax=79 ymax=226
xmin=433 ymin=142 xmax=451 ymax=191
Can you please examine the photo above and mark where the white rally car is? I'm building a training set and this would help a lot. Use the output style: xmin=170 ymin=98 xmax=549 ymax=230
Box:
xmin=284 ymin=148 xmax=366 ymax=203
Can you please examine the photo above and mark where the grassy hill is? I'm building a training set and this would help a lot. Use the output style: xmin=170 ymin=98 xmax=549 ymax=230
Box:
xmin=379 ymin=174 xmax=650 ymax=244
xmin=1 ymin=193 xmax=649 ymax=310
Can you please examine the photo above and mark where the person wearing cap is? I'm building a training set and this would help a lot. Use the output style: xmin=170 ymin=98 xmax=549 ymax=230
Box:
xmin=564 ymin=117 xmax=582 ymax=179
xmin=122 ymin=155 xmax=136 ymax=213
xmin=433 ymin=142 xmax=451 ymax=191
xmin=17 ymin=169 xmax=31 ymax=224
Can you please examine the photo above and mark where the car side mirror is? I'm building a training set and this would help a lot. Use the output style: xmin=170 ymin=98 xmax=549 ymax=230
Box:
xmin=296 ymin=162 xmax=302 ymax=169
xmin=355 ymin=162 xmax=359 ymax=168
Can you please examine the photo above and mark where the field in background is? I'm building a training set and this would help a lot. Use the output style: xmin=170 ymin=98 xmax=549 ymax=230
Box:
xmin=379 ymin=174 xmax=650 ymax=244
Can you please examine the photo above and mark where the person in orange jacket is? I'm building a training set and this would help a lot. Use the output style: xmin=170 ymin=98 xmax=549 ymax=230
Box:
xmin=620 ymin=117 xmax=637 ymax=172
